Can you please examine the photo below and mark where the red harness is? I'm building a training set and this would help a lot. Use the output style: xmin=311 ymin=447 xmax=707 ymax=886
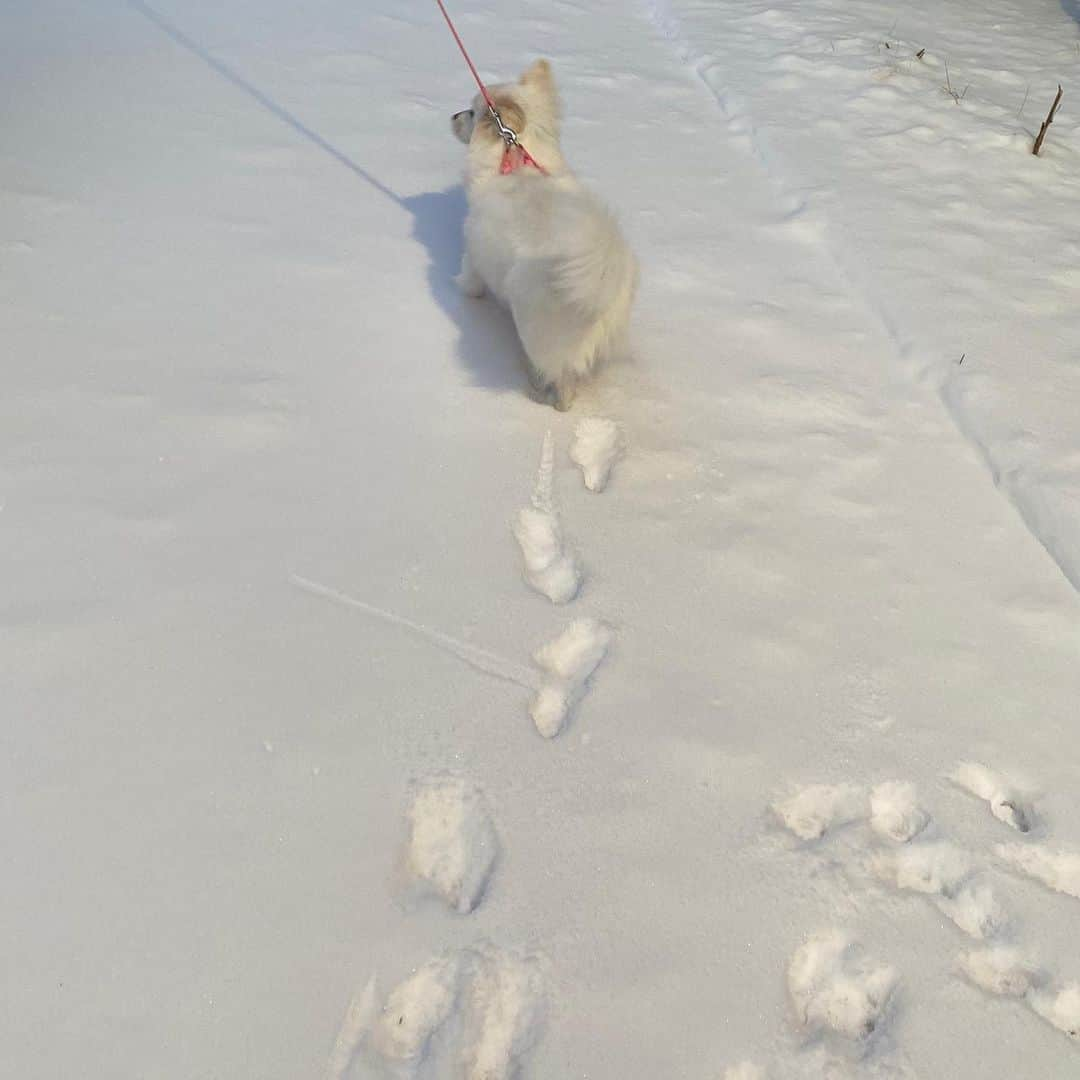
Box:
xmin=500 ymin=143 xmax=545 ymax=175
xmin=435 ymin=0 xmax=548 ymax=177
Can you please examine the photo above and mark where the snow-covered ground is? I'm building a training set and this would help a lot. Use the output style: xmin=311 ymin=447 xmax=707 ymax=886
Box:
xmin=3 ymin=1 xmax=1079 ymax=1077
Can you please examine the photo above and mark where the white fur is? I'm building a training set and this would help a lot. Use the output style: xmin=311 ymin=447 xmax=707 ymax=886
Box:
xmin=453 ymin=61 xmax=638 ymax=409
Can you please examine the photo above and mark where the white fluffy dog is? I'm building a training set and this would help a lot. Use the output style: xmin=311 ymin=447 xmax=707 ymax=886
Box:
xmin=452 ymin=60 xmax=637 ymax=410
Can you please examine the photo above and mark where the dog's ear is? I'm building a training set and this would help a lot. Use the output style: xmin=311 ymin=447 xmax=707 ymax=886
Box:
xmin=519 ymin=59 xmax=554 ymax=92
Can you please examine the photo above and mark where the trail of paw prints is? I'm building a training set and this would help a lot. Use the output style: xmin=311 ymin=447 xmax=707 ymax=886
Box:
xmin=512 ymin=424 xmax=622 ymax=738
xmin=326 ymin=778 xmax=548 ymax=1079
xmin=771 ymin=779 xmax=1008 ymax=940
xmin=771 ymin=764 xmax=1080 ymax=1052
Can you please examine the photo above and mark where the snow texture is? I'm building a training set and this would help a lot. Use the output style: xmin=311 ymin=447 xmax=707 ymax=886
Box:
xmin=407 ymin=778 xmax=499 ymax=914
xmin=529 ymin=618 xmax=612 ymax=738
xmin=787 ymin=931 xmax=898 ymax=1042
xmin=462 ymin=946 xmax=547 ymax=1080
xmin=570 ymin=417 xmax=624 ymax=493
xmin=996 ymin=844 xmax=1080 ymax=901
xmin=869 ymin=781 xmax=931 ymax=844
xmin=950 ymin=762 xmax=1036 ymax=833
xmin=370 ymin=954 xmax=462 ymax=1070
xmin=512 ymin=431 xmax=581 ymax=603
xmin=773 ymin=784 xmax=867 ymax=841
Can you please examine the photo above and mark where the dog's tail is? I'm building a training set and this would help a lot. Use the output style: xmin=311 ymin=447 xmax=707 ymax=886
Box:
xmin=551 ymin=194 xmax=638 ymax=320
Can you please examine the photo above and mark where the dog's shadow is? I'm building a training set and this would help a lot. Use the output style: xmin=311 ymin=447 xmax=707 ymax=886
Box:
xmin=402 ymin=186 xmax=527 ymax=394
xmin=127 ymin=1 xmax=527 ymax=396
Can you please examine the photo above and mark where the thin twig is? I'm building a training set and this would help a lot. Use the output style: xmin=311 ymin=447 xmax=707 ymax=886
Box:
xmin=1017 ymin=84 xmax=1029 ymax=120
xmin=1033 ymin=84 xmax=1064 ymax=156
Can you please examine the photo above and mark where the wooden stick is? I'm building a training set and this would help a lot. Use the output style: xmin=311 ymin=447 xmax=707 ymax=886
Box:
xmin=1033 ymin=85 xmax=1063 ymax=156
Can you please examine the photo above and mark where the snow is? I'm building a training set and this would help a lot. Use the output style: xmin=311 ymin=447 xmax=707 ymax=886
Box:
xmin=997 ymin=842 xmax=1080 ymax=900
xmin=869 ymin=781 xmax=931 ymax=844
xmin=1030 ymin=983 xmax=1080 ymax=1041
xmin=370 ymin=953 xmax=463 ymax=1070
xmin=512 ymin=431 xmax=582 ymax=603
xmin=570 ymin=416 xmax=624 ymax=492
xmin=959 ymin=946 xmax=1042 ymax=998
xmin=4 ymin=0 xmax=1080 ymax=1077
xmin=950 ymin=761 xmax=1036 ymax=833
xmin=772 ymin=783 xmax=867 ymax=841
xmin=406 ymin=776 xmax=499 ymax=914
xmin=874 ymin=842 xmax=1006 ymax=939
xmin=461 ymin=945 xmax=547 ymax=1080
xmin=529 ymin=617 xmax=612 ymax=738
xmin=786 ymin=931 xmax=898 ymax=1043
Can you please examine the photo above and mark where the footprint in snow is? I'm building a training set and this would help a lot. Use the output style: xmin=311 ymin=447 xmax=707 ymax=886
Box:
xmin=354 ymin=945 xmax=547 ymax=1079
xmin=513 ymin=430 xmax=581 ymax=603
xmin=529 ymin=618 xmax=612 ymax=738
xmin=873 ymin=840 xmax=1006 ymax=940
xmin=771 ymin=783 xmax=867 ymax=841
xmin=787 ymin=930 xmax=898 ymax=1045
xmin=949 ymin=761 xmax=1037 ymax=834
xmin=570 ymin=417 xmax=623 ymax=492
xmin=995 ymin=842 xmax=1080 ymax=901
xmin=405 ymin=776 xmax=499 ymax=915
xmin=773 ymin=781 xmax=932 ymax=844
xmin=869 ymin=781 xmax=931 ymax=844
xmin=960 ymin=946 xmax=1080 ymax=1042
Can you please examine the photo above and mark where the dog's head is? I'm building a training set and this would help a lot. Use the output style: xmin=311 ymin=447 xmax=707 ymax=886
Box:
xmin=451 ymin=59 xmax=560 ymax=154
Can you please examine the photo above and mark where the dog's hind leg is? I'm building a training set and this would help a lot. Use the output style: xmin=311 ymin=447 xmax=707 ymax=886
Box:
xmin=455 ymin=251 xmax=486 ymax=298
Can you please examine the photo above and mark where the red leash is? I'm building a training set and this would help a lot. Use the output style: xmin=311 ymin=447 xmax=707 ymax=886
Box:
xmin=434 ymin=0 xmax=546 ymax=174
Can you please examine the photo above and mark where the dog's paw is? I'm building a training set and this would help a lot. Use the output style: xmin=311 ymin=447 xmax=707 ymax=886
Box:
xmin=455 ymin=268 xmax=486 ymax=298
xmin=553 ymin=382 xmax=576 ymax=411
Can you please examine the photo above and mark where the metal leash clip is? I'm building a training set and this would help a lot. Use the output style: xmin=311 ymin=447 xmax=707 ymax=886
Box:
xmin=487 ymin=104 xmax=519 ymax=147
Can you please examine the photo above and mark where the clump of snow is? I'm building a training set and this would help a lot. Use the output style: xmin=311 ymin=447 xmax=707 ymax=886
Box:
xmin=513 ymin=431 xmax=581 ymax=603
xmin=1029 ymin=984 xmax=1080 ymax=1041
xmin=462 ymin=946 xmax=547 ymax=1080
xmin=570 ymin=417 xmax=624 ymax=492
xmin=529 ymin=618 xmax=612 ymax=738
xmin=513 ymin=507 xmax=581 ymax=604
xmin=869 ymin=781 xmax=930 ymax=843
xmin=406 ymin=777 xmax=499 ymax=914
xmin=996 ymin=843 xmax=1080 ymax=901
xmin=370 ymin=954 xmax=463 ymax=1069
xmin=787 ymin=931 xmax=898 ymax=1042
xmin=772 ymin=783 xmax=867 ymax=841
xmin=959 ymin=947 xmax=1042 ymax=998
xmin=950 ymin=762 xmax=1035 ymax=833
